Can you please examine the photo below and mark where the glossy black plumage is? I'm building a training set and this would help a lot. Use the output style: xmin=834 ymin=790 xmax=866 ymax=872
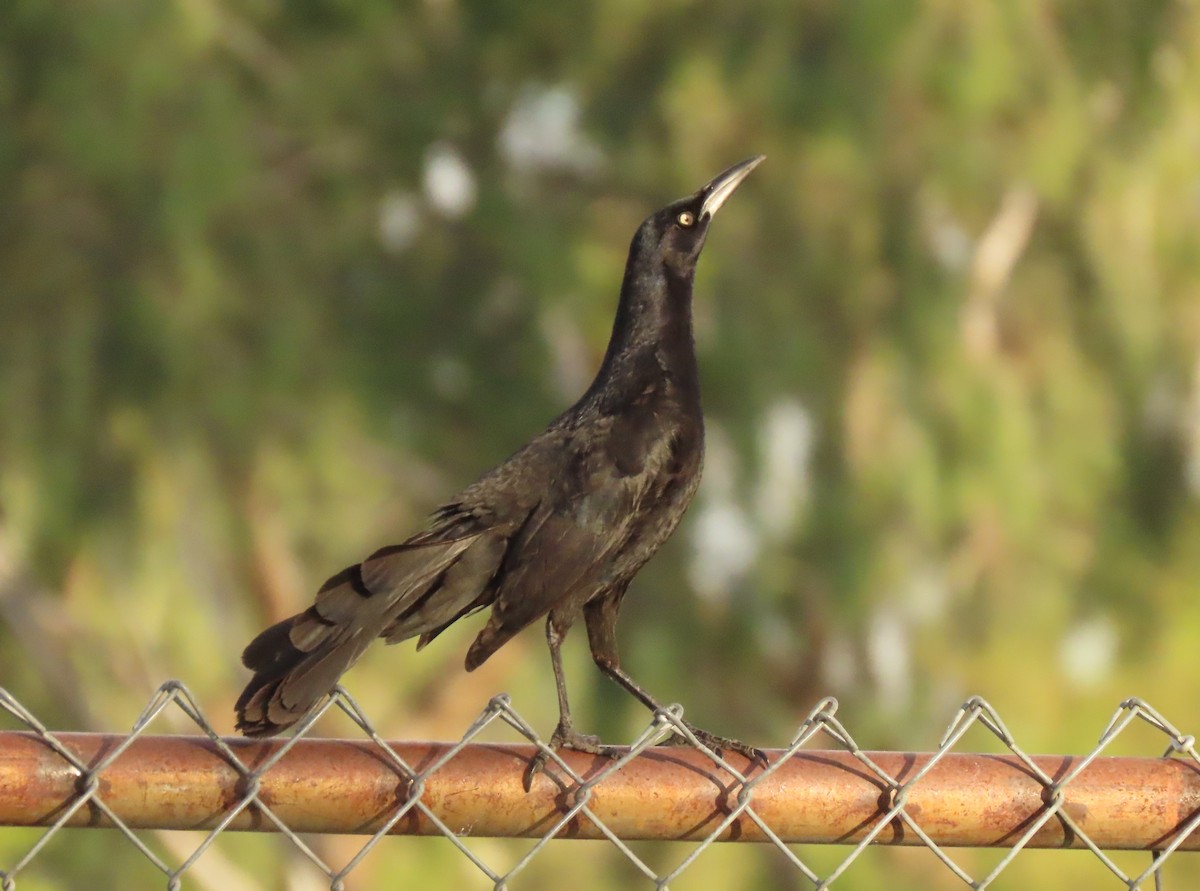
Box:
xmin=236 ymin=157 xmax=765 ymax=768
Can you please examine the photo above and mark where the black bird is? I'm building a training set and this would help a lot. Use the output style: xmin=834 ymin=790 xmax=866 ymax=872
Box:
xmin=236 ymin=156 xmax=765 ymax=769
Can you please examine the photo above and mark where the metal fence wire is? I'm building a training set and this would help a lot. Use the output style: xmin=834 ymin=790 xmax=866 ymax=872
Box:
xmin=1 ymin=683 xmax=1199 ymax=890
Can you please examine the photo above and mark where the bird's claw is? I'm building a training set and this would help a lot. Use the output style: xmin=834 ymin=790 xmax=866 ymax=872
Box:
xmin=665 ymin=721 xmax=769 ymax=769
xmin=523 ymin=724 xmax=623 ymax=792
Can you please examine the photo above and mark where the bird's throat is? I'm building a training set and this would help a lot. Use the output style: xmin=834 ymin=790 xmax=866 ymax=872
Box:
xmin=589 ymin=265 xmax=700 ymax=409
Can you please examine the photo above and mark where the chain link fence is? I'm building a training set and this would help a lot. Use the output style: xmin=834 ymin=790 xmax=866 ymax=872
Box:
xmin=1 ymin=682 xmax=1198 ymax=890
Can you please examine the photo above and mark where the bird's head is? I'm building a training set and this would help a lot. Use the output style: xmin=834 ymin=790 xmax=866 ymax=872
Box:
xmin=631 ymin=155 xmax=765 ymax=280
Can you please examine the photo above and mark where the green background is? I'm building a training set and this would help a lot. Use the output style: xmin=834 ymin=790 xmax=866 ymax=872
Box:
xmin=3 ymin=0 xmax=1200 ymax=887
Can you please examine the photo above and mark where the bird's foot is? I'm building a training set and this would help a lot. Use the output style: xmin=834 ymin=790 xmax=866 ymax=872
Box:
xmin=665 ymin=721 xmax=769 ymax=769
xmin=523 ymin=723 xmax=623 ymax=792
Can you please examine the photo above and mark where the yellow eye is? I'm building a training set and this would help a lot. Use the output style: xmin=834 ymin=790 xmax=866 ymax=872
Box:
xmin=676 ymin=211 xmax=695 ymax=228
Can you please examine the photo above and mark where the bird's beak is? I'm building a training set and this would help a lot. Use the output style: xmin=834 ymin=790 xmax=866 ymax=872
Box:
xmin=699 ymin=155 xmax=765 ymax=219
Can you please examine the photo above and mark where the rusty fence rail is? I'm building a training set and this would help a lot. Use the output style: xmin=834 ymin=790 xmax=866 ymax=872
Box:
xmin=2 ymin=684 xmax=1199 ymax=889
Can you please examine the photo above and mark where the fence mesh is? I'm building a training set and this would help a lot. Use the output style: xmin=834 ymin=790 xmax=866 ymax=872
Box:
xmin=1 ymin=682 xmax=1198 ymax=890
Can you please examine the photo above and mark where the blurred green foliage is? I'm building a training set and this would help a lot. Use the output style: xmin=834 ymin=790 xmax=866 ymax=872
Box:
xmin=4 ymin=0 xmax=1200 ymax=887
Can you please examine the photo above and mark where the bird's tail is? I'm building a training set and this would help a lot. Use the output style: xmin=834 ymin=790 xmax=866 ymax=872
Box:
xmin=234 ymin=609 xmax=371 ymax=737
xmin=234 ymin=531 xmax=498 ymax=736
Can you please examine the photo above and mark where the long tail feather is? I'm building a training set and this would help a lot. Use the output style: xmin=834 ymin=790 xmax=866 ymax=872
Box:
xmin=235 ymin=612 xmax=368 ymax=736
xmin=235 ymin=531 xmax=498 ymax=736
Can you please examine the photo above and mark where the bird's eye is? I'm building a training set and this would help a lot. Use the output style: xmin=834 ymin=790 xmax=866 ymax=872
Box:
xmin=676 ymin=211 xmax=695 ymax=228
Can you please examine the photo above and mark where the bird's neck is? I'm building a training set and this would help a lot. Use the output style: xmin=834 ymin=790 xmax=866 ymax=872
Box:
xmin=590 ymin=262 xmax=700 ymax=408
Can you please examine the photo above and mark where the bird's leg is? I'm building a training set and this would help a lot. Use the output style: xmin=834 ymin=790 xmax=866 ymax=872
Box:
xmin=584 ymin=594 xmax=768 ymax=767
xmin=525 ymin=614 xmax=622 ymax=790
xmin=546 ymin=614 xmax=608 ymax=752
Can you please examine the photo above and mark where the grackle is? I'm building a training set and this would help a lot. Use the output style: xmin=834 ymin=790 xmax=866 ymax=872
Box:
xmin=236 ymin=156 xmax=766 ymax=776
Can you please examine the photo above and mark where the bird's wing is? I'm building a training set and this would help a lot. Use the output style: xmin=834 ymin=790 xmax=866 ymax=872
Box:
xmin=379 ymin=529 xmax=508 ymax=645
xmin=463 ymin=502 xmax=614 ymax=670
xmin=462 ymin=425 xmax=656 ymax=671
